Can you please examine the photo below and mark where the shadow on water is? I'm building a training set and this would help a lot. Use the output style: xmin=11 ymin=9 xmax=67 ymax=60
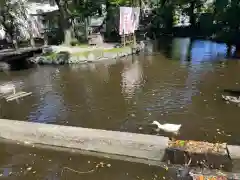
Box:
xmin=0 ymin=141 xmax=170 ymax=180
xmin=0 ymin=38 xmax=240 ymax=179
xmin=0 ymin=57 xmax=36 ymax=73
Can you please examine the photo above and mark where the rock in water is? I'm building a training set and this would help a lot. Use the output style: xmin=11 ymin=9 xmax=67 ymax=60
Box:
xmin=0 ymin=62 xmax=10 ymax=71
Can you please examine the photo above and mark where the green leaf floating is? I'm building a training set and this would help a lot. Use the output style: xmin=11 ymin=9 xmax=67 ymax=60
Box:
xmin=179 ymin=140 xmax=185 ymax=147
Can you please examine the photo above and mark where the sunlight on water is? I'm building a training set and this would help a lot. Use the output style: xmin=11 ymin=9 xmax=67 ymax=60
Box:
xmin=0 ymin=38 xmax=240 ymax=179
xmin=172 ymin=37 xmax=235 ymax=65
xmin=121 ymin=60 xmax=144 ymax=98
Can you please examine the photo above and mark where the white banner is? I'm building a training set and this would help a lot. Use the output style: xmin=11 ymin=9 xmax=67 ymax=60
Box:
xmin=132 ymin=7 xmax=140 ymax=31
xmin=119 ymin=7 xmax=140 ymax=35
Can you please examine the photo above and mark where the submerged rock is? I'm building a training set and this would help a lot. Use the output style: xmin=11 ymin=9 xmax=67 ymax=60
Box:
xmin=42 ymin=46 xmax=53 ymax=54
xmin=68 ymin=56 xmax=79 ymax=64
xmin=0 ymin=62 xmax=10 ymax=71
xmin=55 ymin=52 xmax=69 ymax=64
xmin=42 ymin=57 xmax=53 ymax=65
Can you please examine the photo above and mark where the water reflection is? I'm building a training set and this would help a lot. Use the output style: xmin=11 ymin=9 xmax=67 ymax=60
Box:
xmin=172 ymin=38 xmax=191 ymax=62
xmin=88 ymin=63 xmax=110 ymax=83
xmin=0 ymin=37 xmax=240 ymax=179
xmin=28 ymin=93 xmax=65 ymax=123
xmin=171 ymin=38 xmax=235 ymax=65
xmin=190 ymin=40 xmax=227 ymax=63
xmin=1 ymin=167 xmax=12 ymax=177
xmin=27 ymin=67 xmax=66 ymax=123
xmin=121 ymin=60 xmax=144 ymax=98
xmin=170 ymin=38 xmax=225 ymax=111
xmin=0 ymin=141 xmax=167 ymax=180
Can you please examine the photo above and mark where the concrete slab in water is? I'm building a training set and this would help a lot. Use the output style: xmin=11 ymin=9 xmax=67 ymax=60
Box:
xmin=0 ymin=119 xmax=169 ymax=162
xmin=1 ymin=119 xmax=240 ymax=179
xmin=227 ymin=145 xmax=240 ymax=159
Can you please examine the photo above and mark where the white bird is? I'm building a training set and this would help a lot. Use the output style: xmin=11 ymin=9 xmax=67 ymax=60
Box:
xmin=222 ymin=95 xmax=240 ymax=103
xmin=0 ymin=83 xmax=16 ymax=95
xmin=152 ymin=120 xmax=182 ymax=134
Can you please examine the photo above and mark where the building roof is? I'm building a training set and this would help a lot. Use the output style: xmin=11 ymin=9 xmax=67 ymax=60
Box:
xmin=89 ymin=16 xmax=105 ymax=27
xmin=27 ymin=2 xmax=58 ymax=15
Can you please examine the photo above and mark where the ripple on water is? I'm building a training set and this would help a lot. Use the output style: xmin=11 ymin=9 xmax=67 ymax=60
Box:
xmin=0 ymin=38 xmax=240 ymax=178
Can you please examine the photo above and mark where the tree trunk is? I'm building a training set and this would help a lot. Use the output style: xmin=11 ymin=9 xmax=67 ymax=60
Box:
xmin=1 ymin=21 xmax=18 ymax=50
xmin=55 ymin=0 xmax=73 ymax=46
xmin=85 ymin=17 xmax=89 ymax=41
xmin=6 ymin=29 xmax=18 ymax=50
xmin=62 ymin=17 xmax=73 ymax=46
xmin=234 ymin=44 xmax=240 ymax=58
xmin=12 ymin=34 xmax=19 ymax=50
xmin=186 ymin=38 xmax=193 ymax=61
xmin=28 ymin=19 xmax=35 ymax=48
xmin=30 ymin=37 xmax=35 ymax=47
xmin=105 ymin=0 xmax=111 ymax=40
xmin=63 ymin=25 xmax=72 ymax=45
xmin=227 ymin=44 xmax=232 ymax=57
xmin=29 ymin=28 xmax=35 ymax=48
xmin=189 ymin=2 xmax=196 ymax=33
xmin=43 ymin=31 xmax=48 ymax=46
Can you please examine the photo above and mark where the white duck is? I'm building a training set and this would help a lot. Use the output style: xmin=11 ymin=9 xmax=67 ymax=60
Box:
xmin=0 ymin=83 xmax=16 ymax=95
xmin=152 ymin=120 xmax=182 ymax=134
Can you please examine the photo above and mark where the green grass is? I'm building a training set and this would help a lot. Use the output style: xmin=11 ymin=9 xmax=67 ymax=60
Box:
xmin=71 ymin=51 xmax=92 ymax=57
xmin=103 ymin=46 xmax=129 ymax=52
xmin=75 ymin=44 xmax=89 ymax=48
xmin=71 ymin=46 xmax=130 ymax=57
xmin=43 ymin=52 xmax=58 ymax=59
xmin=70 ymin=41 xmax=89 ymax=47
xmin=42 ymin=46 xmax=131 ymax=59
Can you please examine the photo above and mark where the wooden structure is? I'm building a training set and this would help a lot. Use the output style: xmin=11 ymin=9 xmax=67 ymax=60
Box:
xmin=88 ymin=17 xmax=105 ymax=46
xmin=88 ymin=33 xmax=104 ymax=46
xmin=121 ymin=33 xmax=135 ymax=46
xmin=4 ymin=91 xmax=32 ymax=102
xmin=0 ymin=47 xmax=43 ymax=63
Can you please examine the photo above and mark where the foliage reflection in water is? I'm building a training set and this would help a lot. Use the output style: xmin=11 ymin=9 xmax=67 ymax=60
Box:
xmin=0 ymin=38 xmax=239 ymax=179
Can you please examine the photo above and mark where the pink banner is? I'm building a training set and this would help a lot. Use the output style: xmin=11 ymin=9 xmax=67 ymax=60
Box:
xmin=119 ymin=7 xmax=139 ymax=35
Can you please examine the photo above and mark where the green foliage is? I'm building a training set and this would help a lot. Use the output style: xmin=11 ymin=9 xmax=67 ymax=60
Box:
xmin=70 ymin=0 xmax=102 ymax=17
xmin=148 ymin=0 xmax=240 ymax=45
xmin=211 ymin=0 xmax=240 ymax=43
xmin=108 ymin=0 xmax=131 ymax=6
xmin=0 ymin=0 xmax=28 ymax=48
xmin=151 ymin=0 xmax=175 ymax=34
xmin=2 ymin=0 xmax=240 ymax=48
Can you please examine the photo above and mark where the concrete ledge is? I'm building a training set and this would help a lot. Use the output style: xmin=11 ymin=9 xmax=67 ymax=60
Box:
xmin=3 ymin=138 xmax=240 ymax=180
xmin=227 ymin=145 xmax=240 ymax=159
xmin=1 ymin=119 xmax=240 ymax=178
xmin=0 ymin=119 xmax=168 ymax=161
xmin=1 ymin=119 xmax=240 ymax=163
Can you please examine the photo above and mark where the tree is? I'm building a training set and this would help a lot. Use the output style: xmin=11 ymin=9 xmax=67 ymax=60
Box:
xmin=54 ymin=0 xmax=73 ymax=45
xmin=175 ymin=0 xmax=206 ymax=30
xmin=70 ymin=0 xmax=103 ymax=41
xmin=53 ymin=0 xmax=104 ymax=45
xmin=0 ymin=0 xmax=35 ymax=49
xmin=150 ymin=0 xmax=174 ymax=36
xmin=214 ymin=0 xmax=240 ymax=55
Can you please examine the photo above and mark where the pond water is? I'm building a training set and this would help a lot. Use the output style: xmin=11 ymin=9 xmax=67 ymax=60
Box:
xmin=0 ymin=37 xmax=240 ymax=179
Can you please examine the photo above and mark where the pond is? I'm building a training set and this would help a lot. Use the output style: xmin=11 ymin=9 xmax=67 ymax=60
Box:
xmin=0 ymin=37 xmax=239 ymax=179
